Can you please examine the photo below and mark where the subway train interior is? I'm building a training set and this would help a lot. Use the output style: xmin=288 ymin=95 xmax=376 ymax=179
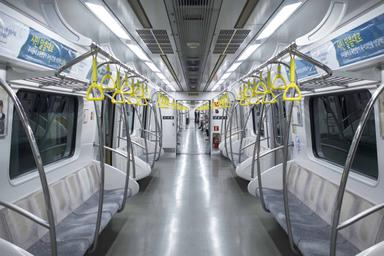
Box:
xmin=0 ymin=0 xmax=384 ymax=255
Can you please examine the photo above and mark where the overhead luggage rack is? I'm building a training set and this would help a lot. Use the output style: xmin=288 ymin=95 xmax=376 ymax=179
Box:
xmin=22 ymin=75 xmax=88 ymax=91
xmin=299 ymin=70 xmax=380 ymax=92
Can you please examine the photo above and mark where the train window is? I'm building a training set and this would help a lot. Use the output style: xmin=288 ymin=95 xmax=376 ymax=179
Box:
xmin=9 ymin=90 xmax=78 ymax=179
xmin=252 ymin=106 xmax=264 ymax=137
xmin=118 ymin=105 xmax=134 ymax=147
xmin=310 ymin=90 xmax=378 ymax=179
xmin=272 ymin=103 xmax=286 ymax=146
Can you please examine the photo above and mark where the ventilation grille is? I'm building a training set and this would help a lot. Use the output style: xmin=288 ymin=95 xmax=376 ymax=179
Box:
xmin=213 ymin=29 xmax=250 ymax=54
xmin=178 ymin=0 xmax=209 ymax=6
xmin=137 ymin=29 xmax=174 ymax=54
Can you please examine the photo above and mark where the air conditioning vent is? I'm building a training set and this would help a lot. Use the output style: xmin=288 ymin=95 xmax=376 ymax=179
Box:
xmin=178 ymin=0 xmax=209 ymax=6
xmin=183 ymin=15 xmax=204 ymax=21
xmin=137 ymin=29 xmax=174 ymax=54
xmin=213 ymin=29 xmax=250 ymax=54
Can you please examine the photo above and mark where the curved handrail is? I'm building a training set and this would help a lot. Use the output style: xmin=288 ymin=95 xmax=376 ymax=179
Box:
xmin=0 ymin=79 xmax=57 ymax=256
xmin=90 ymin=98 xmax=106 ymax=253
xmin=337 ymin=203 xmax=384 ymax=231
xmin=0 ymin=200 xmax=49 ymax=229
xmin=330 ymin=83 xmax=384 ymax=256
xmin=251 ymin=102 xmax=268 ymax=211
xmin=118 ymin=103 xmax=132 ymax=211
xmin=238 ymin=106 xmax=254 ymax=164
xmin=133 ymin=106 xmax=149 ymax=164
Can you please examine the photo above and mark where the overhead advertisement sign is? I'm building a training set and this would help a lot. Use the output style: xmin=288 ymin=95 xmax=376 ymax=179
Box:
xmin=0 ymin=12 xmax=77 ymax=70
xmin=17 ymin=28 xmax=77 ymax=70
xmin=309 ymin=13 xmax=384 ymax=69
xmin=331 ymin=14 xmax=384 ymax=66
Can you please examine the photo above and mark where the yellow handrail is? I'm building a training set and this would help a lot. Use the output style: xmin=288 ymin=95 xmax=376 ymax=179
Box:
xmin=262 ymin=69 xmax=277 ymax=104
xmin=85 ymin=55 xmax=105 ymax=101
xmin=283 ymin=55 xmax=302 ymax=101
xmin=100 ymin=64 xmax=115 ymax=91
xmin=272 ymin=64 xmax=287 ymax=90
xmin=111 ymin=69 xmax=126 ymax=104
xmin=121 ymin=74 xmax=133 ymax=95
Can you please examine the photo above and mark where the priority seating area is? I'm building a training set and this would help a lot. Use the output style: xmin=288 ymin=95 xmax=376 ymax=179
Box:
xmin=251 ymin=160 xmax=384 ymax=256
xmin=0 ymin=161 xmax=139 ymax=256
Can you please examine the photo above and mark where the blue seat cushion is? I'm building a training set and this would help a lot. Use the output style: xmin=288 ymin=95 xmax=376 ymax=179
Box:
xmin=27 ymin=189 xmax=128 ymax=256
xmin=258 ymin=188 xmax=360 ymax=256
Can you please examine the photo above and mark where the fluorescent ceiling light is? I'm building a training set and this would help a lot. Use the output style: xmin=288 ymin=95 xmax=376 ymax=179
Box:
xmin=157 ymin=73 xmax=166 ymax=80
xmin=85 ymin=2 xmax=130 ymax=40
xmin=127 ymin=44 xmax=150 ymax=62
xmin=257 ymin=2 xmax=302 ymax=40
xmin=238 ymin=44 xmax=261 ymax=61
xmin=145 ymin=61 xmax=160 ymax=73
xmin=227 ymin=62 xmax=242 ymax=72
xmin=221 ymin=73 xmax=231 ymax=80
xmin=211 ymin=83 xmax=221 ymax=91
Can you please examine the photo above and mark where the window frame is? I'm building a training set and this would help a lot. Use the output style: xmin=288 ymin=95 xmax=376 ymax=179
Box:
xmin=9 ymin=89 xmax=79 ymax=180
xmin=309 ymin=89 xmax=378 ymax=180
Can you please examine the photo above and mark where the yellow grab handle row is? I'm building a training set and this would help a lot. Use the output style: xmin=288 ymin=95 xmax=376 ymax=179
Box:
xmin=235 ymin=55 xmax=302 ymax=105
xmin=86 ymin=54 xmax=152 ymax=105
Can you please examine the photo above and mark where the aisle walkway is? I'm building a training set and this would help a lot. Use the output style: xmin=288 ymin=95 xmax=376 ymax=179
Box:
xmin=95 ymin=129 xmax=294 ymax=256
xmin=177 ymin=122 xmax=210 ymax=154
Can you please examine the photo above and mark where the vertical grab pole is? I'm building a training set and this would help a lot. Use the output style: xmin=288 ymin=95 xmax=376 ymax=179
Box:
xmin=330 ymin=84 xmax=384 ymax=256
xmin=252 ymin=103 xmax=269 ymax=212
xmin=90 ymin=98 xmax=105 ymax=252
xmin=228 ymin=102 xmax=238 ymax=167
xmin=0 ymin=79 xmax=57 ymax=256
xmin=148 ymin=103 xmax=158 ymax=168
xmin=118 ymin=103 xmax=132 ymax=211
xmin=281 ymin=99 xmax=297 ymax=254
xmin=157 ymin=106 xmax=163 ymax=161
xmin=223 ymin=107 xmax=230 ymax=158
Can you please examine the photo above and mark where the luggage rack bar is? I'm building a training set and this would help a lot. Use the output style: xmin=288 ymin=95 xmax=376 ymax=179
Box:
xmin=300 ymin=70 xmax=380 ymax=92
xmin=7 ymin=42 xmax=150 ymax=92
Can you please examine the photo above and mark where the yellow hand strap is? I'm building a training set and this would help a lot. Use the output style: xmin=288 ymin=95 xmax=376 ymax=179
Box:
xmin=111 ymin=69 xmax=126 ymax=104
xmin=262 ymin=69 xmax=277 ymax=104
xmin=100 ymin=64 xmax=115 ymax=90
xmin=272 ymin=64 xmax=287 ymax=90
xmin=121 ymin=74 xmax=133 ymax=95
xmin=253 ymin=73 xmax=267 ymax=96
xmin=86 ymin=55 xmax=104 ymax=101
xmin=283 ymin=55 xmax=302 ymax=101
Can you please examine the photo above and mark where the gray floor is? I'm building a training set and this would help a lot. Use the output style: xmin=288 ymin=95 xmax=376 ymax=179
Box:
xmin=177 ymin=122 xmax=210 ymax=154
xmin=94 ymin=125 xmax=295 ymax=256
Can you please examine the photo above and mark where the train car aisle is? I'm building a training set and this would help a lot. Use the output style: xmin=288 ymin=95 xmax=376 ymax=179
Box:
xmin=177 ymin=122 xmax=210 ymax=154
xmin=95 ymin=124 xmax=294 ymax=256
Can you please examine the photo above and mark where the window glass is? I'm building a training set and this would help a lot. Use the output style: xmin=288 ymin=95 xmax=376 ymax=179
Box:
xmin=310 ymin=90 xmax=378 ymax=179
xmin=10 ymin=90 xmax=78 ymax=179
xmin=120 ymin=105 xmax=134 ymax=137
xmin=252 ymin=106 xmax=264 ymax=137
xmin=272 ymin=103 xmax=286 ymax=145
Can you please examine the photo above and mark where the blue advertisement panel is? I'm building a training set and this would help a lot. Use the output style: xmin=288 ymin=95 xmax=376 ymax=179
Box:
xmin=17 ymin=28 xmax=77 ymax=70
xmin=332 ymin=14 xmax=384 ymax=66
xmin=284 ymin=55 xmax=318 ymax=80
xmin=295 ymin=58 xmax=318 ymax=78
